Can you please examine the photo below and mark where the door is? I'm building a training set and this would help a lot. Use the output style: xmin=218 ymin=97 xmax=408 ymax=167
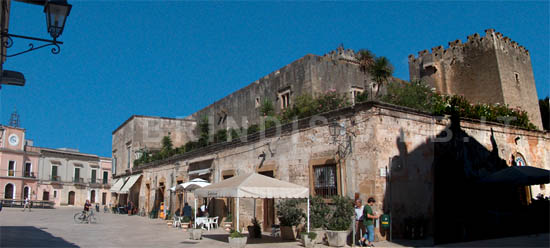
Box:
xmin=102 ymin=192 xmax=107 ymax=205
xmin=259 ymin=171 xmax=275 ymax=231
xmin=74 ymin=168 xmax=80 ymax=182
xmin=68 ymin=191 xmax=75 ymax=205
xmin=91 ymin=170 xmax=97 ymax=184
xmin=43 ymin=191 xmax=50 ymax=201
xmin=4 ymin=184 xmax=14 ymax=199
xmin=23 ymin=187 xmax=30 ymax=199
xmin=52 ymin=166 xmax=58 ymax=181
xmin=91 ymin=190 xmax=96 ymax=203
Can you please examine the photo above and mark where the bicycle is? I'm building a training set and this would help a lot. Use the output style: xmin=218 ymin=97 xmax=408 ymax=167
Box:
xmin=74 ymin=210 xmax=97 ymax=224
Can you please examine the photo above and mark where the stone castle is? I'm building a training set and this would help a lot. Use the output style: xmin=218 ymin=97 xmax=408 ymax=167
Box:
xmin=109 ymin=29 xmax=549 ymax=244
xmin=409 ymin=29 xmax=543 ymax=129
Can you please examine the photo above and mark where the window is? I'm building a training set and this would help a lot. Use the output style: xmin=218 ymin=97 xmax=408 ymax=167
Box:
xmin=103 ymin=171 xmax=108 ymax=184
xmin=514 ymin=72 xmax=520 ymax=85
xmin=8 ymin=161 xmax=16 ymax=176
xmin=217 ymin=112 xmax=227 ymax=125
xmin=54 ymin=190 xmax=57 ymax=198
xmin=51 ymin=165 xmax=58 ymax=181
xmin=127 ymin=147 xmax=131 ymax=169
xmin=255 ymin=97 xmax=261 ymax=108
xmin=74 ymin=168 xmax=81 ymax=183
xmin=24 ymin=162 xmax=32 ymax=177
xmin=278 ymin=90 xmax=291 ymax=109
xmin=351 ymin=87 xmax=364 ymax=104
xmin=313 ymin=164 xmax=338 ymax=197
xmin=91 ymin=170 xmax=97 ymax=184
xmin=112 ymin=157 xmax=117 ymax=175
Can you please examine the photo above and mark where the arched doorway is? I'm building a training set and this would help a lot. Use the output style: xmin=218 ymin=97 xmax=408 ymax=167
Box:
xmin=4 ymin=183 xmax=14 ymax=199
xmin=68 ymin=191 xmax=75 ymax=205
xmin=91 ymin=190 xmax=96 ymax=203
xmin=23 ymin=186 xmax=30 ymax=200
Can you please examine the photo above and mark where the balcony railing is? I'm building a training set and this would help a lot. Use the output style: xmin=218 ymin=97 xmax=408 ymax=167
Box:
xmin=51 ymin=175 xmax=60 ymax=182
xmin=73 ymin=177 xmax=84 ymax=183
xmin=90 ymin=178 xmax=97 ymax=184
xmin=23 ymin=172 xmax=36 ymax=178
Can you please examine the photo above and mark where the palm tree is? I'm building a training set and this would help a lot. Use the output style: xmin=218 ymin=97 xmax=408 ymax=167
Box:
xmin=355 ymin=49 xmax=376 ymax=74
xmin=368 ymin=56 xmax=394 ymax=97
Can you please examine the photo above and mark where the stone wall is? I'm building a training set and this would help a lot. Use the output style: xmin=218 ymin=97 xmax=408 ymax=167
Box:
xmin=112 ymin=115 xmax=196 ymax=175
xmin=190 ymin=48 xmax=372 ymax=132
xmin=131 ymin=102 xmax=549 ymax=241
xmin=408 ymin=29 xmax=543 ymax=130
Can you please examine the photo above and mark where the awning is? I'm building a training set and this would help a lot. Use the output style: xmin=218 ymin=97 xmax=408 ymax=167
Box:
xmin=119 ymin=174 xmax=142 ymax=194
xmin=479 ymin=166 xmax=550 ymax=186
xmin=195 ymin=173 xmax=309 ymax=198
xmin=188 ymin=168 xmax=211 ymax=176
xmin=110 ymin=177 xmax=128 ymax=193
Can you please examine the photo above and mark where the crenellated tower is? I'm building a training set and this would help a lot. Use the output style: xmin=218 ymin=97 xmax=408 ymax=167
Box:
xmin=408 ymin=29 xmax=543 ymax=129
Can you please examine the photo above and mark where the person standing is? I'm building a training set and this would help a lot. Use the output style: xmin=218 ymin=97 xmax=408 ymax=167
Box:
xmin=355 ymin=198 xmax=366 ymax=245
xmin=22 ymin=196 xmax=31 ymax=212
xmin=361 ymin=197 xmax=380 ymax=247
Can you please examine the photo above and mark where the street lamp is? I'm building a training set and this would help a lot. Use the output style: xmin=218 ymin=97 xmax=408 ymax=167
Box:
xmin=328 ymin=120 xmax=353 ymax=158
xmin=1 ymin=0 xmax=72 ymax=58
xmin=44 ymin=0 xmax=72 ymax=40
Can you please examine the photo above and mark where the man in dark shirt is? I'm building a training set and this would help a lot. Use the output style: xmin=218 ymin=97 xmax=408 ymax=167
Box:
xmin=183 ymin=202 xmax=192 ymax=218
xmin=83 ymin=200 xmax=92 ymax=219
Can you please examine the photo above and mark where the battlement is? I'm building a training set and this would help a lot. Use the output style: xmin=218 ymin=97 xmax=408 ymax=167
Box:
xmin=323 ymin=46 xmax=359 ymax=63
xmin=408 ymin=29 xmax=530 ymax=63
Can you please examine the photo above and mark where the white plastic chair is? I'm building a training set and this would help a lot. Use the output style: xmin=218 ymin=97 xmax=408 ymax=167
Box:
xmin=209 ymin=216 xmax=219 ymax=229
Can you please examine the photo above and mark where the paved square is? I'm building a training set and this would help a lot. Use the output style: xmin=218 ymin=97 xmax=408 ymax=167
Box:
xmin=0 ymin=207 xmax=303 ymax=248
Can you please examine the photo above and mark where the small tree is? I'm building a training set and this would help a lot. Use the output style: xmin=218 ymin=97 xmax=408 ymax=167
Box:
xmin=327 ymin=196 xmax=354 ymax=231
xmin=276 ymin=199 xmax=305 ymax=227
xmin=310 ymin=195 xmax=330 ymax=229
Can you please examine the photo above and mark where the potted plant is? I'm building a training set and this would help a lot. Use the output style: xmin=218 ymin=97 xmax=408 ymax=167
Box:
xmin=300 ymin=232 xmax=318 ymax=248
xmin=276 ymin=199 xmax=305 ymax=240
xmin=326 ymin=196 xmax=354 ymax=247
xmin=247 ymin=217 xmax=262 ymax=239
xmin=180 ymin=216 xmax=191 ymax=230
xmin=190 ymin=225 xmax=203 ymax=240
xmin=310 ymin=195 xmax=330 ymax=244
xmin=166 ymin=213 xmax=173 ymax=226
xmin=228 ymin=229 xmax=247 ymax=248
xmin=223 ymin=213 xmax=233 ymax=231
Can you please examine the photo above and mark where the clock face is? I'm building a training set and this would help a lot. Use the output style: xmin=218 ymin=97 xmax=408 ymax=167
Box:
xmin=8 ymin=134 xmax=19 ymax=146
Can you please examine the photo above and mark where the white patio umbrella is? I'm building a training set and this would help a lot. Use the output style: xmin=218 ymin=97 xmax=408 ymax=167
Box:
xmin=180 ymin=178 xmax=211 ymax=226
xmin=195 ymin=173 xmax=310 ymax=232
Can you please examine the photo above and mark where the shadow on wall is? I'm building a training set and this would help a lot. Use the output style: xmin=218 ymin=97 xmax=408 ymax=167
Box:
xmin=0 ymin=226 xmax=79 ymax=247
xmin=383 ymin=114 xmax=549 ymax=245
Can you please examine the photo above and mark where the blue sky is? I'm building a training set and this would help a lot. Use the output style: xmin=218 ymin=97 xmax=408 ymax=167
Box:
xmin=1 ymin=1 xmax=548 ymax=157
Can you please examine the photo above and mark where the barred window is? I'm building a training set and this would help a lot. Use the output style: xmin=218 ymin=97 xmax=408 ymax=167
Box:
xmin=314 ymin=164 xmax=338 ymax=197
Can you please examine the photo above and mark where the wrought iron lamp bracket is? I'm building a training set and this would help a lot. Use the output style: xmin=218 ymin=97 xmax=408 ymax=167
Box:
xmin=1 ymin=31 xmax=63 ymax=58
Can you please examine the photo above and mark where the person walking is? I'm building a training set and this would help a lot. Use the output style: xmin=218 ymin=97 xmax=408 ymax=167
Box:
xmin=22 ymin=196 xmax=31 ymax=212
xmin=355 ymin=198 xmax=366 ymax=246
xmin=361 ymin=197 xmax=380 ymax=247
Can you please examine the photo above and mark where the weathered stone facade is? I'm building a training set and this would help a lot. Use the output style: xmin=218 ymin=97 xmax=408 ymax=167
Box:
xmin=409 ymin=29 xmax=543 ymax=129
xmin=112 ymin=115 xmax=196 ymax=176
xmin=124 ymin=102 xmax=548 ymax=242
xmin=190 ymin=47 xmax=374 ymax=132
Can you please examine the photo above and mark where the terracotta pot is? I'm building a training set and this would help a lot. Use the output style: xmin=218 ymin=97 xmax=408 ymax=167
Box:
xmin=311 ymin=228 xmax=326 ymax=244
